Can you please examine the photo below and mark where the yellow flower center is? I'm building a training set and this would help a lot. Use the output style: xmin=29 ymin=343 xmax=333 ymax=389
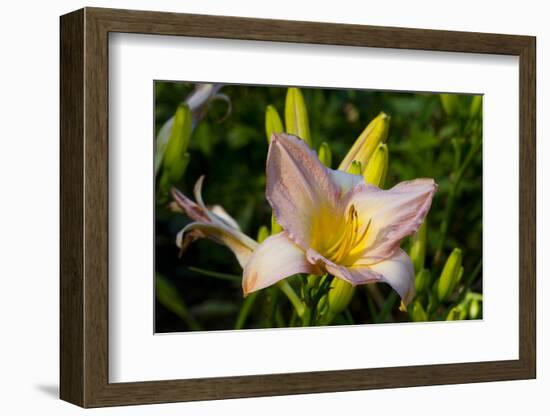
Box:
xmin=311 ymin=204 xmax=371 ymax=266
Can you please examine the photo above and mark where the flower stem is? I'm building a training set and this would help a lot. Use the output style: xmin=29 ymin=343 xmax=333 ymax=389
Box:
xmin=435 ymin=137 xmax=481 ymax=265
xmin=375 ymin=291 xmax=398 ymax=323
xmin=277 ymin=280 xmax=305 ymax=317
xmin=234 ymin=291 xmax=259 ymax=330
xmin=301 ymin=308 xmax=312 ymax=327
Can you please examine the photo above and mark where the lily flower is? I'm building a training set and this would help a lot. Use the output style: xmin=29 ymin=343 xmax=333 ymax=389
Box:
xmin=243 ymin=133 xmax=437 ymax=304
xmin=171 ymin=176 xmax=258 ymax=268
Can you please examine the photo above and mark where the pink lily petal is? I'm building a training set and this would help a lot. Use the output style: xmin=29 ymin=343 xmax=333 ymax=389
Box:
xmin=328 ymin=169 xmax=364 ymax=194
xmin=358 ymin=249 xmax=415 ymax=305
xmin=243 ymin=232 xmax=320 ymax=295
xmin=306 ymin=248 xmax=415 ymax=304
xmin=351 ymin=178 xmax=437 ymax=263
xmin=305 ymin=248 xmax=380 ymax=285
xmin=266 ymin=133 xmax=343 ymax=249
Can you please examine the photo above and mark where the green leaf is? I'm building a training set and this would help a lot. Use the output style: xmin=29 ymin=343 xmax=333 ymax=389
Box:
xmin=188 ymin=266 xmax=241 ymax=284
xmin=155 ymin=274 xmax=201 ymax=330
xmin=190 ymin=300 xmax=238 ymax=318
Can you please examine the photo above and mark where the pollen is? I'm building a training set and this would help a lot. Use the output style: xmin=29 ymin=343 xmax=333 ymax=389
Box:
xmin=323 ymin=204 xmax=372 ymax=265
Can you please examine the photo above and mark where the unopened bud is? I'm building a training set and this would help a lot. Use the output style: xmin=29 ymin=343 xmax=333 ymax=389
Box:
xmin=363 ymin=143 xmax=389 ymax=187
xmin=285 ymin=87 xmax=312 ymax=147
xmin=339 ymin=112 xmax=390 ymax=171
xmin=265 ymin=105 xmax=284 ymax=143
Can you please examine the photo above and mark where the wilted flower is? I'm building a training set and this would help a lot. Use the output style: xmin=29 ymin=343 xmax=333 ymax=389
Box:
xmin=171 ymin=177 xmax=258 ymax=268
xmin=155 ymin=83 xmax=230 ymax=176
xmin=243 ymin=133 xmax=437 ymax=304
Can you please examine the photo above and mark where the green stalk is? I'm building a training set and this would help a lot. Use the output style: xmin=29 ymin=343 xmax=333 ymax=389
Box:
xmin=375 ymin=291 xmax=398 ymax=323
xmin=435 ymin=137 xmax=482 ymax=264
xmin=188 ymin=266 xmax=241 ymax=283
xmin=234 ymin=291 xmax=259 ymax=330
xmin=301 ymin=308 xmax=312 ymax=327
xmin=277 ymin=280 xmax=305 ymax=317
xmin=456 ymin=258 xmax=482 ymax=303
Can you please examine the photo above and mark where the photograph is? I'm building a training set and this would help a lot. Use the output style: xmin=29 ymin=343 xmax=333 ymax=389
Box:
xmin=154 ymin=82 xmax=483 ymax=332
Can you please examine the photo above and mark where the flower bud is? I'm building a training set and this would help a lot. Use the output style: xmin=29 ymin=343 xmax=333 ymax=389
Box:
xmin=470 ymin=95 xmax=482 ymax=118
xmin=469 ymin=297 xmax=482 ymax=319
xmin=363 ymin=143 xmax=389 ymax=187
xmin=446 ymin=305 xmax=467 ymax=321
xmin=410 ymin=300 xmax=428 ymax=322
xmin=437 ymin=248 xmax=463 ymax=302
xmin=440 ymin=94 xmax=459 ymax=116
xmin=338 ymin=112 xmax=390 ymax=171
xmin=271 ymin=214 xmax=283 ymax=235
xmin=285 ymin=87 xmax=312 ymax=147
xmin=265 ymin=104 xmax=284 ymax=143
xmin=348 ymin=160 xmax=362 ymax=175
xmin=415 ymin=268 xmax=431 ymax=294
xmin=409 ymin=220 xmax=427 ymax=273
xmin=326 ymin=278 xmax=355 ymax=317
xmin=163 ymin=104 xmax=192 ymax=172
xmin=318 ymin=142 xmax=333 ymax=168
xmin=257 ymin=225 xmax=270 ymax=243
xmin=159 ymin=104 xmax=193 ymax=193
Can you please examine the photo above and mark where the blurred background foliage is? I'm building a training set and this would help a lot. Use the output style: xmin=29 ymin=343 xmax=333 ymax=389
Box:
xmin=154 ymin=82 xmax=482 ymax=332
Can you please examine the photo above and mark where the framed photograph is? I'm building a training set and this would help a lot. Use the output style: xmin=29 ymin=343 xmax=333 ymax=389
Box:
xmin=60 ymin=7 xmax=536 ymax=408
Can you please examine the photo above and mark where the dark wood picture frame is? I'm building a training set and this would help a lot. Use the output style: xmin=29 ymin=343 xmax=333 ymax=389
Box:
xmin=60 ymin=7 xmax=536 ymax=408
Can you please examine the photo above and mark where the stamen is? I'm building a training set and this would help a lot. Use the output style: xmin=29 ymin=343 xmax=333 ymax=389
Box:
xmin=346 ymin=219 xmax=372 ymax=259
xmin=324 ymin=205 xmax=355 ymax=256
xmin=322 ymin=205 xmax=373 ymax=265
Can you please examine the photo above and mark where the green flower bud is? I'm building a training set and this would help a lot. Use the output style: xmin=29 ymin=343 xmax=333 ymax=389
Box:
xmin=318 ymin=142 xmax=333 ymax=168
xmin=409 ymin=220 xmax=427 ymax=273
xmin=437 ymin=248 xmax=463 ymax=302
xmin=338 ymin=112 xmax=390 ymax=171
xmin=163 ymin=104 xmax=193 ymax=183
xmin=285 ymin=87 xmax=312 ymax=147
xmin=363 ymin=143 xmax=389 ymax=187
xmin=159 ymin=153 xmax=190 ymax=195
xmin=440 ymin=94 xmax=459 ymax=116
xmin=470 ymin=95 xmax=482 ymax=118
xmin=257 ymin=225 xmax=270 ymax=243
xmin=265 ymin=104 xmax=284 ymax=143
xmin=446 ymin=305 xmax=467 ymax=321
xmin=326 ymin=278 xmax=355 ymax=317
xmin=415 ymin=268 xmax=431 ymax=294
xmin=348 ymin=160 xmax=362 ymax=175
xmin=271 ymin=214 xmax=282 ymax=235
xmin=469 ymin=298 xmax=482 ymax=319
xmin=410 ymin=300 xmax=428 ymax=322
